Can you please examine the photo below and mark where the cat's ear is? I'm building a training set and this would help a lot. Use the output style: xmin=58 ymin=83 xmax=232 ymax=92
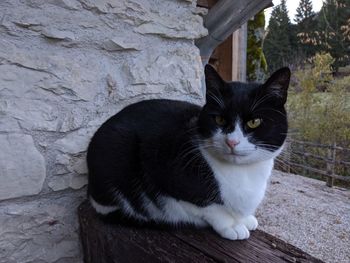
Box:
xmin=262 ymin=67 xmax=291 ymax=105
xmin=205 ymin=64 xmax=225 ymax=95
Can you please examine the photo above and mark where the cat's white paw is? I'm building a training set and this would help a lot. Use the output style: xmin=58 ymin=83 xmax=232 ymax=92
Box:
xmin=217 ymin=224 xmax=250 ymax=240
xmin=241 ymin=215 xmax=258 ymax=231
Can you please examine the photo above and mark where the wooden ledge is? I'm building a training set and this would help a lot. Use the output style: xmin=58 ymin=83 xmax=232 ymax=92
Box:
xmin=78 ymin=201 xmax=323 ymax=263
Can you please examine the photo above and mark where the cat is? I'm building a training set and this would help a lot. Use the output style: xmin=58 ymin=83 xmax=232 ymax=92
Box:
xmin=87 ymin=64 xmax=290 ymax=240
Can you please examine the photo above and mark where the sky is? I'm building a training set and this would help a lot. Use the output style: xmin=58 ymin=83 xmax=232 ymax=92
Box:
xmin=265 ymin=0 xmax=324 ymax=25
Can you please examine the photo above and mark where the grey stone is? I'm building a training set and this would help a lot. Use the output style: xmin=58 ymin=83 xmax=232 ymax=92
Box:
xmin=132 ymin=2 xmax=207 ymax=40
xmin=70 ymin=174 xmax=88 ymax=189
xmin=0 ymin=100 xmax=21 ymax=132
xmin=60 ymin=108 xmax=87 ymax=132
xmin=134 ymin=18 xmax=207 ymax=39
xmin=54 ymin=127 xmax=96 ymax=154
xmin=49 ymin=153 xmax=88 ymax=191
xmin=126 ymin=45 xmax=203 ymax=99
xmin=103 ymin=36 xmax=142 ymax=51
xmin=193 ymin=7 xmax=208 ymax=16
xmin=49 ymin=0 xmax=82 ymax=10
xmin=78 ymin=0 xmax=124 ymax=13
xmin=48 ymin=173 xmax=87 ymax=191
xmin=0 ymin=98 xmax=60 ymax=131
xmin=0 ymin=190 xmax=85 ymax=263
xmin=0 ymin=0 xmax=206 ymax=260
xmin=48 ymin=175 xmax=71 ymax=192
xmin=0 ymin=134 xmax=46 ymax=201
xmin=41 ymin=27 xmax=76 ymax=40
xmin=0 ymin=41 xmax=108 ymax=102
xmin=0 ymin=116 xmax=20 ymax=132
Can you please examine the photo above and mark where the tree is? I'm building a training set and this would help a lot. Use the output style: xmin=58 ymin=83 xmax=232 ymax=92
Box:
xmin=263 ymin=0 xmax=293 ymax=73
xmin=294 ymin=0 xmax=317 ymax=58
xmin=315 ymin=0 xmax=350 ymax=70
xmin=294 ymin=0 xmax=315 ymax=24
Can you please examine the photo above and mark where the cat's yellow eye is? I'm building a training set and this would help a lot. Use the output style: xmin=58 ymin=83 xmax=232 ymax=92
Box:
xmin=247 ymin=118 xmax=262 ymax=129
xmin=215 ymin=116 xmax=226 ymax=126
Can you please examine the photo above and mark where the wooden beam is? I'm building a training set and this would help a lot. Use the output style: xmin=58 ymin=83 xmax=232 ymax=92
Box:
xmin=78 ymin=200 xmax=324 ymax=263
xmin=196 ymin=0 xmax=272 ymax=64
xmin=231 ymin=23 xmax=247 ymax=81
xmin=197 ymin=0 xmax=217 ymax=8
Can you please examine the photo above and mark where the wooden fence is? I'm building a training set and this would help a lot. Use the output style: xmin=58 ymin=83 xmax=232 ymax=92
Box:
xmin=279 ymin=139 xmax=350 ymax=187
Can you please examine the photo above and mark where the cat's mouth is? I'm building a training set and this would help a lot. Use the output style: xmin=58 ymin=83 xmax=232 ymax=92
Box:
xmin=225 ymin=151 xmax=250 ymax=157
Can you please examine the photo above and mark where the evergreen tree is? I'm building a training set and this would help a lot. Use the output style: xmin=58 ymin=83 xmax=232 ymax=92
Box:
xmin=316 ymin=0 xmax=350 ymax=70
xmin=294 ymin=0 xmax=316 ymax=58
xmin=263 ymin=0 xmax=293 ymax=72
xmin=294 ymin=0 xmax=315 ymax=23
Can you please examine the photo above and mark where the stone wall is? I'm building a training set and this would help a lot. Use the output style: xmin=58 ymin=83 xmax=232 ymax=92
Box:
xmin=0 ymin=0 xmax=207 ymax=262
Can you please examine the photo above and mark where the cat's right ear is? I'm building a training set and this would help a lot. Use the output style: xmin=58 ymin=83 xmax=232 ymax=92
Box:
xmin=261 ymin=67 xmax=291 ymax=105
xmin=205 ymin=64 xmax=225 ymax=96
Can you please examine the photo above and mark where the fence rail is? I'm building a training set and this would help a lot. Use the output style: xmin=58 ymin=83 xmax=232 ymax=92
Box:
xmin=281 ymin=139 xmax=350 ymax=187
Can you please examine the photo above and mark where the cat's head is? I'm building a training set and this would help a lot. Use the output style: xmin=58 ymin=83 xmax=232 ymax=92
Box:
xmin=198 ymin=65 xmax=290 ymax=165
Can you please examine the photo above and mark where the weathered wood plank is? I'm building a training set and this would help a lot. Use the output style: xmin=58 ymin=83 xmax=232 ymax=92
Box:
xmin=286 ymin=161 xmax=350 ymax=182
xmin=79 ymin=201 xmax=216 ymax=263
xmin=172 ymin=228 xmax=322 ymax=263
xmin=291 ymin=139 xmax=349 ymax=151
xmin=78 ymin=201 xmax=324 ymax=263
xmin=197 ymin=0 xmax=217 ymax=8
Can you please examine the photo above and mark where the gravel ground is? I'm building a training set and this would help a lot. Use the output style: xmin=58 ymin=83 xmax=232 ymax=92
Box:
xmin=256 ymin=171 xmax=350 ymax=263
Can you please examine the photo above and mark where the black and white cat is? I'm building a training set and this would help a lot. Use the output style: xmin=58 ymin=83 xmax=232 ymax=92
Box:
xmin=87 ymin=65 xmax=290 ymax=240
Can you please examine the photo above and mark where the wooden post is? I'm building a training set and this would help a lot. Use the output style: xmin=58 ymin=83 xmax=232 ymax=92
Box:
xmin=231 ymin=23 xmax=247 ymax=81
xmin=286 ymin=140 xmax=291 ymax=174
xmin=210 ymin=23 xmax=247 ymax=82
xmin=210 ymin=35 xmax=234 ymax=81
xmin=301 ymin=144 xmax=307 ymax=176
xmin=326 ymin=143 xmax=336 ymax=187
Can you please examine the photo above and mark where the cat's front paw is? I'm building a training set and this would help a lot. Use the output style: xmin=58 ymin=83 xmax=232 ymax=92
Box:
xmin=217 ymin=224 xmax=250 ymax=240
xmin=241 ymin=215 xmax=258 ymax=231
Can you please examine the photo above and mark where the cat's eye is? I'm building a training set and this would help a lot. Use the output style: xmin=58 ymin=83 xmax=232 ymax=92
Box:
xmin=215 ymin=116 xmax=226 ymax=126
xmin=247 ymin=118 xmax=262 ymax=129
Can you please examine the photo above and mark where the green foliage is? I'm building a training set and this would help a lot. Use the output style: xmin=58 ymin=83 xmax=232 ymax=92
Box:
xmin=294 ymin=0 xmax=317 ymax=58
xmin=263 ymin=0 xmax=293 ymax=72
xmin=264 ymin=0 xmax=350 ymax=73
xmin=286 ymin=53 xmax=350 ymax=182
xmin=288 ymin=53 xmax=350 ymax=146
xmin=294 ymin=0 xmax=315 ymax=23
xmin=247 ymin=11 xmax=267 ymax=81
xmin=314 ymin=0 xmax=350 ymax=70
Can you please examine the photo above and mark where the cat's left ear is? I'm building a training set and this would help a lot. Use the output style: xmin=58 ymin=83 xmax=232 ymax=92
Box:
xmin=205 ymin=64 xmax=225 ymax=94
xmin=262 ymin=67 xmax=291 ymax=105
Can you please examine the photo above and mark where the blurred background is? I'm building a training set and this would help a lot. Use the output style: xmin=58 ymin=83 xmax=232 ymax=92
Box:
xmin=263 ymin=0 xmax=350 ymax=188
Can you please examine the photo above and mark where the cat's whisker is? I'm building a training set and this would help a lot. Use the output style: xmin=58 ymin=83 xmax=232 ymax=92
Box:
xmin=253 ymin=107 xmax=287 ymax=118
xmin=88 ymin=64 xmax=291 ymax=241
xmin=251 ymin=93 xmax=275 ymax=112
xmin=207 ymin=91 xmax=225 ymax=109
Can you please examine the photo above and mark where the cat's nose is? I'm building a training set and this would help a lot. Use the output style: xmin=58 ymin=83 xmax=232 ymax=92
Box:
xmin=226 ymin=139 xmax=240 ymax=149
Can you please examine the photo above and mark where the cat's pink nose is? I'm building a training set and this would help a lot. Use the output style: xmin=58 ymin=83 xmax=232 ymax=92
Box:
xmin=226 ymin=139 xmax=240 ymax=149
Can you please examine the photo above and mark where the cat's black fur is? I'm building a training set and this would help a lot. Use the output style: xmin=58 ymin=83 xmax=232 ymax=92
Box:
xmin=88 ymin=99 xmax=221 ymax=210
xmin=87 ymin=65 xmax=290 ymax=227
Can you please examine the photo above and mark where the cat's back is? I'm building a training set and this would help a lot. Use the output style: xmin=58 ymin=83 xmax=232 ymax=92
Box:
xmin=87 ymin=99 xmax=203 ymax=209
xmin=87 ymin=99 xmax=201 ymax=163
xmin=97 ymin=99 xmax=200 ymax=134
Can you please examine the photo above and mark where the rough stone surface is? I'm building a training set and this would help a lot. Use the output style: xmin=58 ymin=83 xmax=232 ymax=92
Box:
xmin=0 ymin=190 xmax=86 ymax=263
xmin=0 ymin=0 xmax=205 ymax=194
xmin=0 ymin=0 xmax=206 ymax=261
xmin=0 ymin=134 xmax=46 ymax=201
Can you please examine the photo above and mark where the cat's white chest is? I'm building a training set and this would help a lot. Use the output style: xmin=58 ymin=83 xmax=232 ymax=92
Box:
xmin=203 ymin=153 xmax=273 ymax=216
